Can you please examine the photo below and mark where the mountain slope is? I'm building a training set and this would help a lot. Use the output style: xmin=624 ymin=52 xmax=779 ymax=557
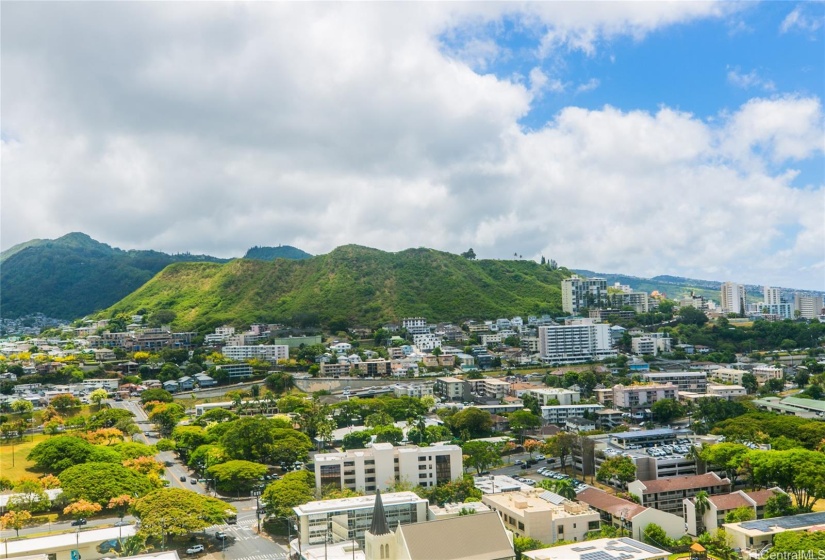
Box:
xmin=106 ymin=246 xmax=569 ymax=331
xmin=0 ymin=233 xmax=229 ymax=319
xmin=243 ymin=245 xmax=312 ymax=261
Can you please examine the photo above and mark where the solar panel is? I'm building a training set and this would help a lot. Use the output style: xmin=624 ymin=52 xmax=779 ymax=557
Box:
xmin=618 ymin=538 xmax=664 ymax=553
xmin=738 ymin=511 xmax=825 ymax=532
xmin=538 ymin=491 xmax=566 ymax=505
xmin=581 ymin=552 xmax=617 ymax=560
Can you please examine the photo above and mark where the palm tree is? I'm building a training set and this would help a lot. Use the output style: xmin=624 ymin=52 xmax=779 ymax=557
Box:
xmin=694 ymin=491 xmax=711 ymax=534
xmin=552 ymin=479 xmax=577 ymax=500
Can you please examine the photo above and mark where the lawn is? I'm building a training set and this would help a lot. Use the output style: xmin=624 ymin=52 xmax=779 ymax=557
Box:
xmin=0 ymin=433 xmax=49 ymax=480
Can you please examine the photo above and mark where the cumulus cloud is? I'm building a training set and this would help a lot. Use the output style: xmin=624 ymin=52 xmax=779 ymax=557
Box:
xmin=1 ymin=2 xmax=823 ymax=289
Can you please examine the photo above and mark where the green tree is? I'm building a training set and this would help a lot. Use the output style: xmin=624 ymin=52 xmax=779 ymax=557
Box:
xmin=508 ymin=410 xmax=541 ymax=443
xmin=741 ymin=373 xmax=758 ymax=394
xmin=764 ymin=492 xmax=795 ymax=518
xmin=207 ymin=460 xmax=268 ymax=494
xmin=59 ymin=462 xmax=154 ymax=506
xmin=140 ymin=389 xmax=174 ymax=404
xmin=724 ymin=506 xmax=755 ymax=523
xmin=265 ymin=372 xmax=295 ymax=394
xmin=543 ymin=432 xmax=576 ymax=474
xmin=8 ymin=479 xmax=50 ymax=513
xmin=148 ymin=402 xmax=185 ymax=435
xmin=769 ymin=529 xmax=825 ymax=554
xmin=171 ymin=425 xmax=208 ymax=452
xmin=513 ymin=536 xmax=547 ymax=560
xmin=461 ymin=441 xmax=500 ymax=474
xmin=27 ymin=436 xmax=94 ymax=473
xmin=262 ymin=471 xmax=315 ymax=519
xmin=446 ymin=407 xmax=493 ymax=439
xmin=133 ymin=488 xmax=235 ymax=538
xmin=89 ymin=388 xmax=109 ymax=408
xmin=342 ymin=430 xmax=374 ymax=450
xmin=694 ymin=491 xmax=711 ymax=533
xmin=425 ymin=477 xmax=482 ymax=506
xmin=521 ymin=393 xmax=540 ymax=416
xmin=63 ymin=499 xmax=102 ymax=521
xmin=650 ymin=398 xmax=684 ymax=423
xmin=596 ymin=456 xmax=637 ymax=490
xmin=678 ymin=306 xmax=708 ymax=327
xmin=365 ymin=411 xmax=393 ymax=428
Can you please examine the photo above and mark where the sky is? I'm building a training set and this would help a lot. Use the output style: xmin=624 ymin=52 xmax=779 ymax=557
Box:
xmin=1 ymin=1 xmax=823 ymax=290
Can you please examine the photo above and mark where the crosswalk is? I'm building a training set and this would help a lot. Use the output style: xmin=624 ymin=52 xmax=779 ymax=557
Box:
xmin=231 ymin=554 xmax=288 ymax=560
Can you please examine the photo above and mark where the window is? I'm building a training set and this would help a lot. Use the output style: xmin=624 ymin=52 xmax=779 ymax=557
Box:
xmin=365 ymin=460 xmax=375 ymax=465
xmin=588 ymin=521 xmax=600 ymax=531
xmin=418 ymin=456 xmax=427 ymax=461
xmin=435 ymin=454 xmax=452 ymax=484
xmin=419 ymin=473 xmax=427 ymax=479
xmin=344 ymin=461 xmax=354 ymax=467
xmin=518 ymin=522 xmax=524 ymax=531
xmin=319 ymin=464 xmax=342 ymax=489
xmin=366 ymin=477 xmax=375 ymax=482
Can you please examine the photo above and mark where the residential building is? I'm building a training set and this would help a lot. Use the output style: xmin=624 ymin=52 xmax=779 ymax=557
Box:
xmin=293 ymin=491 xmax=428 ymax=548
xmin=720 ymin=282 xmax=746 ymax=315
xmin=412 ymin=334 xmax=441 ymax=351
xmin=706 ymin=384 xmax=747 ymax=399
xmin=393 ymin=383 xmax=434 ymax=399
xmin=566 ymin=417 xmax=596 ymax=432
xmin=590 ymin=309 xmax=637 ymax=322
xmin=594 ymin=388 xmax=613 ymax=406
xmin=627 ymin=473 xmax=731 ymax=515
xmin=752 ymin=395 xmax=825 ymax=419
xmin=468 ymin=378 xmax=511 ymax=400
xmin=523 ymin=387 xmax=580 ymax=406
xmin=213 ymin=363 xmax=253 ymax=379
xmin=754 ymin=302 xmax=793 ymax=320
xmin=641 ymin=372 xmax=707 ymax=393
xmin=609 ymin=291 xmax=650 ymax=313
xmin=321 ymin=362 xmax=353 ymax=377
xmin=571 ymin=488 xmax=688 ymax=541
xmin=401 ymin=317 xmax=429 ymax=335
xmin=561 ymin=276 xmax=608 ymax=314
xmin=522 ymin=538 xmax=668 ymax=560
xmin=435 ymin=377 xmax=468 ymax=401
xmin=764 ymin=286 xmax=782 ymax=306
xmin=612 ymin=383 xmax=678 ymax=409
xmin=540 ymin=404 xmax=603 ymax=424
xmin=427 ymin=501 xmax=491 ymax=520
xmin=794 ymin=293 xmax=824 ymax=319
xmin=752 ymin=365 xmax=783 ymax=382
xmin=683 ymin=488 xmax=782 ymax=536
xmin=595 ymin=409 xmax=624 ymax=430
xmin=313 ymin=443 xmax=463 ymax=494
xmin=724 ymin=511 xmax=825 ymax=554
xmin=352 ymin=360 xmax=393 ymax=377
xmin=221 ymin=344 xmax=289 ymax=363
xmin=482 ymin=489 xmax=601 ymax=544
xmin=538 ymin=320 xmax=616 ymax=365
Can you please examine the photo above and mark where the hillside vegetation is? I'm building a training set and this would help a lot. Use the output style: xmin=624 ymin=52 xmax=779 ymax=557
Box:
xmin=0 ymin=233 xmax=228 ymax=320
xmin=106 ymin=245 xmax=569 ymax=331
xmin=243 ymin=245 xmax=312 ymax=261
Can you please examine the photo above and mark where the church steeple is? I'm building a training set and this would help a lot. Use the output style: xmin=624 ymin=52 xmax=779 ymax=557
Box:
xmin=369 ymin=488 xmax=391 ymax=536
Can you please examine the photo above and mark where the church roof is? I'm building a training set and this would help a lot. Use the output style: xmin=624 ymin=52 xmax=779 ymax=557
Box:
xmin=398 ymin=511 xmax=513 ymax=560
xmin=369 ymin=489 xmax=391 ymax=536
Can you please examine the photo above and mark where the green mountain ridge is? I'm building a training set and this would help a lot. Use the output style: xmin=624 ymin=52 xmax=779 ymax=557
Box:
xmin=105 ymin=245 xmax=570 ymax=332
xmin=243 ymin=245 xmax=312 ymax=261
xmin=0 ymin=233 xmax=231 ymax=320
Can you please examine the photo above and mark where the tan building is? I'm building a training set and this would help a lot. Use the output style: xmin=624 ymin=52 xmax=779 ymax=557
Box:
xmin=482 ymin=489 xmax=600 ymax=544
xmin=683 ymin=488 xmax=782 ymax=536
xmin=724 ymin=511 xmax=825 ymax=554
xmin=612 ymin=383 xmax=678 ymax=409
xmin=628 ymin=472 xmax=731 ymax=515
xmin=576 ymin=488 xmax=685 ymax=541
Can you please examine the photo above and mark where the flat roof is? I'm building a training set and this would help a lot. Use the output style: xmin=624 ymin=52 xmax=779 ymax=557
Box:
xmin=294 ymin=491 xmax=425 ymax=515
xmin=6 ymin=526 xmax=137 ymax=556
xmin=611 ymin=428 xmax=691 ymax=440
xmin=523 ymin=537 xmax=668 ymax=560
xmin=734 ymin=511 xmax=825 ymax=534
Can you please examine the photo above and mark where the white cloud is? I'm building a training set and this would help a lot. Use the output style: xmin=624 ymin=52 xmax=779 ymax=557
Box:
xmin=780 ymin=5 xmax=823 ymax=34
xmin=727 ymin=67 xmax=776 ymax=92
xmin=1 ymin=2 xmax=823 ymax=290
xmin=575 ymin=78 xmax=600 ymax=94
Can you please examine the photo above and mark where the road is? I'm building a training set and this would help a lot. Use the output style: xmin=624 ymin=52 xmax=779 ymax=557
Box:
xmin=0 ymin=515 xmax=137 ymax=540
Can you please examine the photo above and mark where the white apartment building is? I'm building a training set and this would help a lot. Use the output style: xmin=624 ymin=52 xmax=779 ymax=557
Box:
xmin=480 ymin=333 xmax=503 ymax=346
xmin=538 ymin=320 xmax=616 ymax=365
xmin=764 ymin=287 xmax=782 ymax=306
xmin=561 ymin=276 xmax=608 ymax=315
xmin=715 ymin=365 xmax=782 ymax=387
xmin=221 ymin=344 xmax=289 ymax=363
xmin=612 ymin=383 xmax=678 ymax=409
xmin=393 ymin=383 xmax=434 ymax=399
xmin=706 ymin=384 xmax=747 ymax=399
xmin=482 ymin=489 xmax=600 ymax=544
xmin=631 ymin=337 xmax=665 ymax=356
xmin=794 ymin=293 xmax=824 ymax=320
xmin=412 ymin=333 xmax=441 ymax=351
xmin=293 ymin=491 xmax=428 ymax=547
xmin=468 ymin=378 xmax=511 ymax=400
xmin=755 ymin=302 xmax=793 ymax=319
xmin=752 ymin=365 xmax=783 ymax=382
xmin=402 ymin=317 xmax=429 ymax=335
xmin=523 ymin=388 xmax=581 ymax=406
xmin=641 ymin=372 xmax=707 ymax=393
xmin=720 ymin=282 xmax=746 ymax=315
xmin=610 ymin=291 xmax=650 ymax=314
xmin=540 ymin=404 xmax=603 ymax=424
xmin=314 ymin=443 xmax=463 ymax=494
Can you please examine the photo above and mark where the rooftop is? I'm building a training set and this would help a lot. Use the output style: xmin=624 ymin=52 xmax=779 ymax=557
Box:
xmin=398 ymin=511 xmax=514 ymax=560
xmin=731 ymin=511 xmax=825 ymax=534
xmin=294 ymin=491 xmax=424 ymax=515
xmin=610 ymin=428 xmax=691 ymax=440
xmin=6 ymin=526 xmax=137 ymax=556
xmin=576 ymin=488 xmax=647 ymax=520
xmin=635 ymin=473 xmax=728 ymax=494
xmin=522 ymin=537 xmax=668 ymax=560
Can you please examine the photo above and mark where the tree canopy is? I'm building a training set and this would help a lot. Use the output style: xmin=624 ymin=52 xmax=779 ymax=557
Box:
xmin=59 ymin=462 xmax=154 ymax=506
xmin=207 ymin=460 xmax=268 ymax=494
xmin=262 ymin=470 xmax=315 ymax=519
xmin=133 ymin=488 xmax=236 ymax=537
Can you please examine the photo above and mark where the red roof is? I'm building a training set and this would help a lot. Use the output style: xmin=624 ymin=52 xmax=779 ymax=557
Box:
xmin=635 ymin=472 xmax=729 ymax=494
xmin=577 ymin=488 xmax=647 ymax=520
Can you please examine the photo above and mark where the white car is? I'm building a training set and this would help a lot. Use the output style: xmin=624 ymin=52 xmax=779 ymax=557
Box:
xmin=186 ymin=545 xmax=205 ymax=555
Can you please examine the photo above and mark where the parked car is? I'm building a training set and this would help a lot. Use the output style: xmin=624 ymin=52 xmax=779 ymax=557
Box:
xmin=186 ymin=545 xmax=205 ymax=555
xmin=190 ymin=478 xmax=198 ymax=485
xmin=216 ymin=531 xmax=227 ymax=540
xmin=71 ymin=518 xmax=87 ymax=527
xmin=520 ymin=464 xmax=529 ymax=470
xmin=180 ymin=476 xmax=187 ymax=482
xmin=514 ymin=460 xmax=524 ymax=465
xmin=114 ymin=520 xmax=130 ymax=527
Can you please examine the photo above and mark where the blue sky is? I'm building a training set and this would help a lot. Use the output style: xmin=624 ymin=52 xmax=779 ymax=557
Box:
xmin=2 ymin=2 xmax=824 ymax=289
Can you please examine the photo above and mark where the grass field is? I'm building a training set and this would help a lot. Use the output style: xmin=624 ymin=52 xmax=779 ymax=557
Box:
xmin=0 ymin=433 xmax=48 ymax=480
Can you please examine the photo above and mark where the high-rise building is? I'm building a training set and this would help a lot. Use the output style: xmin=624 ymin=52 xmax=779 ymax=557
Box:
xmin=561 ymin=276 xmax=608 ymax=315
xmin=794 ymin=293 xmax=824 ymax=320
xmin=763 ymin=287 xmax=782 ymax=306
xmin=538 ymin=319 xmax=616 ymax=365
xmin=720 ymin=282 xmax=746 ymax=315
